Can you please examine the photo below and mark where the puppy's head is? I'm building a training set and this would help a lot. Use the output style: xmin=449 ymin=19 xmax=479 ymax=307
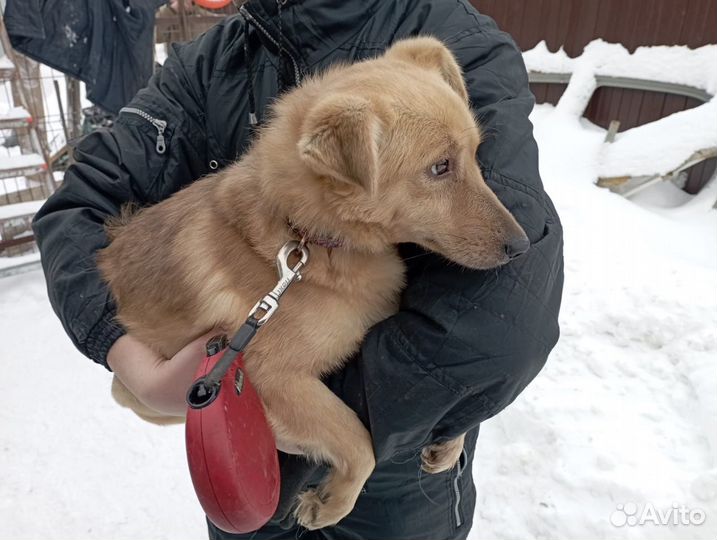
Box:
xmin=264 ymin=37 xmax=529 ymax=269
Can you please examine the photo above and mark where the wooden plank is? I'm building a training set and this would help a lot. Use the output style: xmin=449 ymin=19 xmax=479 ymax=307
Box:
xmin=475 ymin=0 xmax=717 ymax=54
xmin=529 ymin=83 xmax=548 ymax=104
xmin=604 ymin=120 xmax=620 ymax=143
xmin=573 ymin=0 xmax=600 ymax=54
xmin=635 ymin=89 xmax=667 ymax=129
xmin=680 ymin=0 xmax=708 ymax=49
xmin=505 ymin=1 xmax=528 ymax=50
xmin=702 ymin=0 xmax=717 ymax=49
xmin=599 ymin=0 xmax=624 ymax=46
xmin=645 ymin=0 xmax=668 ymax=46
xmin=66 ymin=78 xmax=82 ymax=140
xmin=685 ymin=160 xmax=707 ymax=194
xmin=0 ymin=63 xmax=14 ymax=80
xmin=519 ymin=0 xmax=545 ymax=52
xmin=0 ymin=234 xmax=34 ymax=250
xmin=585 ymin=86 xmax=609 ymax=128
xmin=659 ymin=0 xmax=688 ymax=46
xmin=685 ymin=158 xmax=717 ymax=195
xmin=542 ymin=0 xmax=563 ymax=52
xmin=0 ymin=116 xmax=31 ymax=130
xmin=545 ymin=83 xmax=567 ymax=105
xmin=623 ymin=0 xmax=644 ymax=53
xmin=563 ymin=0 xmax=586 ymax=56
xmin=661 ymin=94 xmax=689 ymax=120
xmin=591 ymin=0 xmax=613 ymax=46
xmin=623 ymin=88 xmax=646 ymax=131
xmin=155 ymin=15 xmax=226 ymax=43
xmin=604 ymin=87 xmax=624 ymax=131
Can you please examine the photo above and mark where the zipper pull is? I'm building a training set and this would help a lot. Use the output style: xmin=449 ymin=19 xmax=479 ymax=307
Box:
xmin=119 ymin=107 xmax=167 ymax=155
xmin=152 ymin=119 xmax=167 ymax=154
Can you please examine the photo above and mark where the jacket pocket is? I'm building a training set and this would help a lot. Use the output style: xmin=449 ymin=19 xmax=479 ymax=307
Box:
xmin=119 ymin=107 xmax=168 ymax=155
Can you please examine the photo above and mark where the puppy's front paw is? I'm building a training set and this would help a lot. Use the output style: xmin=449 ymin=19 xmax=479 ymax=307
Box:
xmin=294 ymin=488 xmax=351 ymax=530
xmin=421 ymin=436 xmax=464 ymax=474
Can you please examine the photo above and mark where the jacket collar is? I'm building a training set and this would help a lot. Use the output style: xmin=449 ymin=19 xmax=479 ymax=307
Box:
xmin=241 ymin=0 xmax=382 ymax=72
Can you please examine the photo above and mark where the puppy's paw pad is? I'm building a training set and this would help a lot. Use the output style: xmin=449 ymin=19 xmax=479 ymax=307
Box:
xmin=421 ymin=441 xmax=462 ymax=474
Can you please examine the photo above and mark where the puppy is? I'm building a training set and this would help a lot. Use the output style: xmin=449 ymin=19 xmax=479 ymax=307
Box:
xmin=98 ymin=37 xmax=529 ymax=529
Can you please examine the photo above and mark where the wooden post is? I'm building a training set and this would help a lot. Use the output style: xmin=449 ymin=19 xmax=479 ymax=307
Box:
xmin=604 ymin=120 xmax=620 ymax=143
xmin=177 ymin=0 xmax=190 ymax=42
xmin=66 ymin=77 xmax=83 ymax=139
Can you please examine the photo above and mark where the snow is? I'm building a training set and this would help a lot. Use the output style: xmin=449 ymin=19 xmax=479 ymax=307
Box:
xmin=0 ymin=251 xmax=39 ymax=272
xmin=468 ymin=103 xmax=717 ymax=540
xmin=525 ymin=39 xmax=717 ymax=182
xmin=0 ymin=106 xmax=31 ymax=121
xmin=524 ymin=40 xmax=717 ymax=95
xmin=0 ymin=199 xmax=45 ymax=220
xmin=155 ymin=44 xmax=169 ymax=66
xmin=0 ymin=153 xmax=46 ymax=171
xmin=599 ymin=100 xmax=717 ymax=179
xmin=1 ymin=49 xmax=716 ymax=540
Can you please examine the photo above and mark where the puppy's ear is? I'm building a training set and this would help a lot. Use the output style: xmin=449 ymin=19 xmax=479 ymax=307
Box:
xmin=386 ymin=36 xmax=468 ymax=103
xmin=299 ymin=95 xmax=380 ymax=194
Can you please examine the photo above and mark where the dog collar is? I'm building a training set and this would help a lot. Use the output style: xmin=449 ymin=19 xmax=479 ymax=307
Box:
xmin=287 ymin=220 xmax=344 ymax=249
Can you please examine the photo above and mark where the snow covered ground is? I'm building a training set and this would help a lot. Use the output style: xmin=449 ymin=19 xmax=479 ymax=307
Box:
xmin=1 ymin=56 xmax=716 ymax=540
xmin=470 ymin=104 xmax=717 ymax=540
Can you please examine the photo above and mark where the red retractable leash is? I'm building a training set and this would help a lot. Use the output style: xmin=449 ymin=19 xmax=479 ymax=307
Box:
xmin=185 ymin=241 xmax=310 ymax=534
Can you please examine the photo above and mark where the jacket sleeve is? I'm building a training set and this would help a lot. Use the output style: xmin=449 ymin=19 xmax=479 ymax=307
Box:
xmin=325 ymin=12 xmax=564 ymax=462
xmin=32 ymin=26 xmax=232 ymax=368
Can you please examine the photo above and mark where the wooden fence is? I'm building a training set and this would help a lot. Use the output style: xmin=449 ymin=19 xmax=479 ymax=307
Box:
xmin=471 ymin=0 xmax=717 ymax=193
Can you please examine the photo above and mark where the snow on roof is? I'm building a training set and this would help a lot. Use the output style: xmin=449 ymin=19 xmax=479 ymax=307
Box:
xmin=524 ymin=39 xmax=717 ymax=96
xmin=523 ymin=40 xmax=717 ymax=179
xmin=599 ymin=99 xmax=717 ymax=178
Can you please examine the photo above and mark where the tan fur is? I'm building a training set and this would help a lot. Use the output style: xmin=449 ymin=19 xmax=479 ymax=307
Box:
xmin=98 ymin=37 xmax=527 ymax=529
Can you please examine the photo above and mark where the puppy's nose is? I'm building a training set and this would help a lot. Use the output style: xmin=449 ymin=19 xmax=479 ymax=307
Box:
xmin=504 ymin=235 xmax=530 ymax=260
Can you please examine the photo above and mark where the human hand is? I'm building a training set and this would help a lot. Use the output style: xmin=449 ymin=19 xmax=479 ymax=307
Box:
xmin=107 ymin=331 xmax=304 ymax=454
xmin=108 ymin=331 xmax=217 ymax=417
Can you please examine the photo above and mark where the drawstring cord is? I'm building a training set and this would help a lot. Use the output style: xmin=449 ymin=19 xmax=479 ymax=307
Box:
xmin=242 ymin=13 xmax=259 ymax=126
xmin=276 ymin=0 xmax=285 ymax=90
xmin=238 ymin=0 xmax=298 ymax=128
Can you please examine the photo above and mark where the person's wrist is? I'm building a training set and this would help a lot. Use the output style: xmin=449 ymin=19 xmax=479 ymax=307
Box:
xmin=107 ymin=334 xmax=168 ymax=411
xmin=107 ymin=334 xmax=161 ymax=372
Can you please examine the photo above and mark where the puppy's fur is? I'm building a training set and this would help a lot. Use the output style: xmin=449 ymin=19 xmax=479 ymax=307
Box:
xmin=98 ymin=37 xmax=528 ymax=529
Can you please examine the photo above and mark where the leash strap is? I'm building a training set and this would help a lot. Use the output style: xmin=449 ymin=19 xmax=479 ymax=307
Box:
xmin=186 ymin=240 xmax=310 ymax=409
xmin=202 ymin=318 xmax=260 ymax=389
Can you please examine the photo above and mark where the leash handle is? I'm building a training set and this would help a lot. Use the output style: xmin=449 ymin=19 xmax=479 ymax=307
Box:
xmin=186 ymin=241 xmax=310 ymax=409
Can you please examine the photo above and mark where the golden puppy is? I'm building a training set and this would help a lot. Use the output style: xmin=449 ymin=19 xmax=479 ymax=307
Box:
xmin=98 ymin=37 xmax=528 ymax=529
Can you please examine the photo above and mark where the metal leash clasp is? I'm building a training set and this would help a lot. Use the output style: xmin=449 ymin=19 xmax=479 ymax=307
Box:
xmin=247 ymin=240 xmax=310 ymax=326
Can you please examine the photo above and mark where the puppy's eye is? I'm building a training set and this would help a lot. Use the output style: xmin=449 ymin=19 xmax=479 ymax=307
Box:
xmin=430 ymin=159 xmax=451 ymax=177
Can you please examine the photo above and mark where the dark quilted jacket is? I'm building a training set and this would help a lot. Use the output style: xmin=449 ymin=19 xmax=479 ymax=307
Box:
xmin=33 ymin=1 xmax=564 ymax=538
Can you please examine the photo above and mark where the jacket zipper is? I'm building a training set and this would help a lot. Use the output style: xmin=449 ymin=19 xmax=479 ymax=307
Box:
xmin=239 ymin=5 xmax=301 ymax=84
xmin=119 ymin=107 xmax=167 ymax=154
xmin=452 ymin=449 xmax=467 ymax=528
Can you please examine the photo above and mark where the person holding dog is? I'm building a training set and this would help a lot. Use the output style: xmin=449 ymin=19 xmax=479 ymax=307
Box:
xmin=33 ymin=1 xmax=564 ymax=539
